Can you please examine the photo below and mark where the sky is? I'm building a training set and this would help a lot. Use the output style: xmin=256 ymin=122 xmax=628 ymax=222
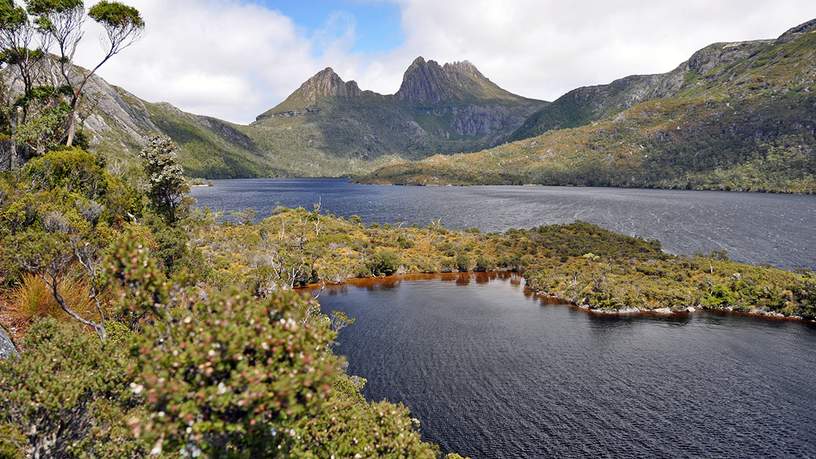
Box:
xmin=74 ymin=0 xmax=816 ymax=124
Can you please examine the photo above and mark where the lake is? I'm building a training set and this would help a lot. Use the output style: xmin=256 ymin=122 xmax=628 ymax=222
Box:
xmin=192 ymin=179 xmax=816 ymax=269
xmin=315 ymin=274 xmax=816 ymax=458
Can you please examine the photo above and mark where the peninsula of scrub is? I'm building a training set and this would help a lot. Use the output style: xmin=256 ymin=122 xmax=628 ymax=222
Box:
xmin=193 ymin=208 xmax=815 ymax=320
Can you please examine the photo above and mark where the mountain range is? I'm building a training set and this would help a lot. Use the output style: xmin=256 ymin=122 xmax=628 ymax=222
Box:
xmin=62 ymin=17 xmax=816 ymax=192
xmin=363 ymin=19 xmax=816 ymax=193
xmin=75 ymin=56 xmax=545 ymax=178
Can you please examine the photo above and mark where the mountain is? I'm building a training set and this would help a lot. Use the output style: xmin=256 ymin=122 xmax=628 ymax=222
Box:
xmin=30 ymin=65 xmax=281 ymax=178
xmin=65 ymin=57 xmax=545 ymax=178
xmin=247 ymin=58 xmax=546 ymax=173
xmin=508 ymin=39 xmax=772 ymax=141
xmin=362 ymin=18 xmax=816 ymax=193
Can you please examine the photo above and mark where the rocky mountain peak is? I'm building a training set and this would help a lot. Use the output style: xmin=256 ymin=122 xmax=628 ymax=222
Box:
xmin=396 ymin=56 xmax=524 ymax=105
xmin=443 ymin=60 xmax=480 ymax=77
xmin=777 ymin=17 xmax=816 ymax=43
xmin=294 ymin=67 xmax=361 ymax=104
xmin=397 ymin=56 xmax=452 ymax=104
xmin=260 ymin=67 xmax=363 ymax=117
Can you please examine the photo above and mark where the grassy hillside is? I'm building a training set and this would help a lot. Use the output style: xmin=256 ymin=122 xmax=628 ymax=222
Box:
xmin=362 ymin=22 xmax=816 ymax=193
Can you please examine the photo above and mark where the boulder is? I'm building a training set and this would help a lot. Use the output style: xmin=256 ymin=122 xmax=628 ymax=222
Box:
xmin=0 ymin=327 xmax=16 ymax=359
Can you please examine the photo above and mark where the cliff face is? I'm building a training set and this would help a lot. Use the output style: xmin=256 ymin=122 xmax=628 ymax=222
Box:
xmin=396 ymin=57 xmax=529 ymax=105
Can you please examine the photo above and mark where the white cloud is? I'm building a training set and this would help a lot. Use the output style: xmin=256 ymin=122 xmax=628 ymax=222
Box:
xmin=75 ymin=0 xmax=816 ymax=124
xmin=76 ymin=0 xmax=324 ymax=123
xmin=358 ymin=0 xmax=816 ymax=101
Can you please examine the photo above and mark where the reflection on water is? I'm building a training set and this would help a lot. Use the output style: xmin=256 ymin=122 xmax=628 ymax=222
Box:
xmin=315 ymin=274 xmax=816 ymax=458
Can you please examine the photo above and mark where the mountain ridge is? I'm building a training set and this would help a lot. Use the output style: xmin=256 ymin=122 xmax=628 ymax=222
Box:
xmin=362 ymin=18 xmax=816 ymax=193
xmin=9 ymin=17 xmax=814 ymax=189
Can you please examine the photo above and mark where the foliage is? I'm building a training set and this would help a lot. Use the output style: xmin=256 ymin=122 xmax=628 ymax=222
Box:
xmin=101 ymin=223 xmax=168 ymax=328
xmin=368 ymin=248 xmax=401 ymax=276
xmin=0 ymin=422 xmax=26 ymax=459
xmin=25 ymin=0 xmax=84 ymax=16
xmin=88 ymin=1 xmax=143 ymax=29
xmin=0 ymin=155 xmax=452 ymax=457
xmin=23 ymin=147 xmax=108 ymax=197
xmin=195 ymin=208 xmax=815 ymax=319
xmin=14 ymin=103 xmax=69 ymax=153
xmin=0 ymin=319 xmax=135 ymax=458
xmin=139 ymin=135 xmax=189 ymax=224
xmin=130 ymin=290 xmax=338 ymax=456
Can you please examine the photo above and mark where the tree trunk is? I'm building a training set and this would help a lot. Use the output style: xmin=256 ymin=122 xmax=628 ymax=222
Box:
xmin=10 ymin=107 xmax=22 ymax=169
xmin=66 ymin=111 xmax=77 ymax=147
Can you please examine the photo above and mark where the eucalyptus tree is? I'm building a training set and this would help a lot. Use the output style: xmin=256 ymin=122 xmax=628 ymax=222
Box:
xmin=27 ymin=0 xmax=144 ymax=146
xmin=0 ymin=0 xmax=43 ymax=120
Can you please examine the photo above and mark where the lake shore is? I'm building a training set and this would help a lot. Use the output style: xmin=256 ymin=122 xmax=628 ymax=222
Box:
xmin=302 ymin=271 xmax=816 ymax=325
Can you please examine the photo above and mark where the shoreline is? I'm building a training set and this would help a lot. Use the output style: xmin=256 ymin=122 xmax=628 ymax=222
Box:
xmin=300 ymin=271 xmax=816 ymax=325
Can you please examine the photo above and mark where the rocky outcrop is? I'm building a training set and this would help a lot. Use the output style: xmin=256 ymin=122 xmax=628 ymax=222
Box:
xmin=396 ymin=57 xmax=457 ymax=105
xmin=0 ymin=327 xmax=16 ymax=359
xmin=395 ymin=57 xmax=528 ymax=105
xmin=259 ymin=67 xmax=365 ymax=119
xmin=777 ymin=17 xmax=816 ymax=43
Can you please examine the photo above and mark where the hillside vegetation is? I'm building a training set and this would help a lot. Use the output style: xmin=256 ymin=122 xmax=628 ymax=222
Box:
xmin=362 ymin=20 xmax=816 ymax=193
xmin=0 ymin=144 xmax=471 ymax=458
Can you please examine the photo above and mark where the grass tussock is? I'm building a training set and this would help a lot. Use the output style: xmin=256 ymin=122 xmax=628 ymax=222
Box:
xmin=8 ymin=274 xmax=100 ymax=328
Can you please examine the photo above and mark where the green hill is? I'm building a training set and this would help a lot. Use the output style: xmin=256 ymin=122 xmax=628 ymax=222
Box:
xmin=362 ymin=19 xmax=816 ymax=193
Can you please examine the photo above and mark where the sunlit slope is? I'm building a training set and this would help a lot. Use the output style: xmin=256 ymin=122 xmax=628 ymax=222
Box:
xmin=363 ymin=20 xmax=816 ymax=193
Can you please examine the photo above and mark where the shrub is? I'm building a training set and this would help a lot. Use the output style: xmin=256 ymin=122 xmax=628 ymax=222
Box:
xmin=130 ymin=290 xmax=339 ymax=457
xmin=0 ymin=319 xmax=137 ymax=458
xmin=367 ymin=249 xmax=401 ymax=276
xmin=455 ymin=252 xmax=472 ymax=272
xmin=140 ymin=136 xmax=189 ymax=224
xmin=0 ymin=423 xmax=26 ymax=459
xmin=23 ymin=149 xmax=109 ymax=199
xmin=702 ymin=283 xmax=738 ymax=309
xmin=475 ymin=254 xmax=496 ymax=272
xmin=102 ymin=224 xmax=169 ymax=328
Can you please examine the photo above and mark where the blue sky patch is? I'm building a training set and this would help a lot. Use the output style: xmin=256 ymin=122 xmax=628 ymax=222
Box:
xmin=257 ymin=0 xmax=404 ymax=54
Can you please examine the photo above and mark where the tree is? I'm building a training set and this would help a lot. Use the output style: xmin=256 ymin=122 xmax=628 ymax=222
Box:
xmin=27 ymin=0 xmax=144 ymax=146
xmin=140 ymin=135 xmax=188 ymax=225
xmin=0 ymin=0 xmax=43 ymax=120
xmin=0 ymin=1 xmax=44 ymax=167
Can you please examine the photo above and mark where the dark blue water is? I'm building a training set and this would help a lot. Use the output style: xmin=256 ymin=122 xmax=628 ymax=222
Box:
xmin=317 ymin=274 xmax=816 ymax=458
xmin=192 ymin=179 xmax=816 ymax=269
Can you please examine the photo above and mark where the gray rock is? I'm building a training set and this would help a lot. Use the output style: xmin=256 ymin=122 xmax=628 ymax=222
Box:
xmin=0 ymin=327 xmax=16 ymax=359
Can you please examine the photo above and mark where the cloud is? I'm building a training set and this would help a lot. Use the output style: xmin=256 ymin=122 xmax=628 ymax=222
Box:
xmin=356 ymin=0 xmax=816 ymax=101
xmin=76 ymin=0 xmax=324 ymax=123
xmin=75 ymin=0 xmax=816 ymax=123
